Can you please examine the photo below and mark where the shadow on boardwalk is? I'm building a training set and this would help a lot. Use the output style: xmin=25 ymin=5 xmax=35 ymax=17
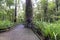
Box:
xmin=0 ymin=24 xmax=40 ymax=40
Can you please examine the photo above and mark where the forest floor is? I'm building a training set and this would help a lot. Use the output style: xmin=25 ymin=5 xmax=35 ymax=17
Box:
xmin=0 ymin=24 xmax=40 ymax=40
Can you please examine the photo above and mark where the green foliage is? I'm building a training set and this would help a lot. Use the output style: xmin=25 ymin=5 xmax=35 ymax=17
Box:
xmin=6 ymin=9 xmax=15 ymax=21
xmin=33 ymin=20 xmax=60 ymax=40
xmin=17 ymin=11 xmax=25 ymax=24
xmin=41 ymin=0 xmax=48 ymax=9
xmin=33 ymin=0 xmax=60 ymax=40
xmin=0 ymin=0 xmax=3 ymax=5
xmin=48 ymin=2 xmax=56 ymax=10
xmin=6 ymin=0 xmax=14 ymax=7
xmin=0 ymin=0 xmax=15 ymax=30
xmin=0 ymin=9 xmax=7 ymax=20
xmin=0 ymin=20 xmax=14 ymax=29
xmin=0 ymin=8 xmax=14 ymax=21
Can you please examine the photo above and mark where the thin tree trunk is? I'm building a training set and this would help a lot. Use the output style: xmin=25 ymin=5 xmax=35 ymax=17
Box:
xmin=14 ymin=0 xmax=17 ymax=22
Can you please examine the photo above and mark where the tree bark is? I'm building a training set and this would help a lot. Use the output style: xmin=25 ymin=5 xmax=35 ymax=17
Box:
xmin=14 ymin=0 xmax=17 ymax=22
xmin=25 ymin=0 xmax=33 ymax=28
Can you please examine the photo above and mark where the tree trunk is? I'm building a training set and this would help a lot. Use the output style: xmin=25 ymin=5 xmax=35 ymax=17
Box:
xmin=25 ymin=0 xmax=33 ymax=28
xmin=14 ymin=0 xmax=17 ymax=22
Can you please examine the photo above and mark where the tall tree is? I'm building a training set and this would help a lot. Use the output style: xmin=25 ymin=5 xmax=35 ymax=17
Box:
xmin=14 ymin=0 xmax=17 ymax=22
xmin=25 ymin=0 xmax=33 ymax=28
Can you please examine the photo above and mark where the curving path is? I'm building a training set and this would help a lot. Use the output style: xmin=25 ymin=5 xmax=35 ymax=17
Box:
xmin=0 ymin=24 xmax=40 ymax=40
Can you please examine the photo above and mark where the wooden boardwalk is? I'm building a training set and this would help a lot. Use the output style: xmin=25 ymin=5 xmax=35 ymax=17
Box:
xmin=0 ymin=25 xmax=40 ymax=40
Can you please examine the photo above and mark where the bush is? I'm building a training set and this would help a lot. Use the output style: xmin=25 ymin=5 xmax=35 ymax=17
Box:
xmin=34 ymin=20 xmax=60 ymax=40
xmin=0 ymin=20 xmax=14 ymax=29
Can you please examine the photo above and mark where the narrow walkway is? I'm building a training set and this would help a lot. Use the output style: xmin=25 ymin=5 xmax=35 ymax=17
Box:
xmin=0 ymin=24 xmax=40 ymax=40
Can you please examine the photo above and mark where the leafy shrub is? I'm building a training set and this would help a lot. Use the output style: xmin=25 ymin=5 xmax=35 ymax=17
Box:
xmin=34 ymin=20 xmax=60 ymax=40
xmin=0 ymin=20 xmax=14 ymax=29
